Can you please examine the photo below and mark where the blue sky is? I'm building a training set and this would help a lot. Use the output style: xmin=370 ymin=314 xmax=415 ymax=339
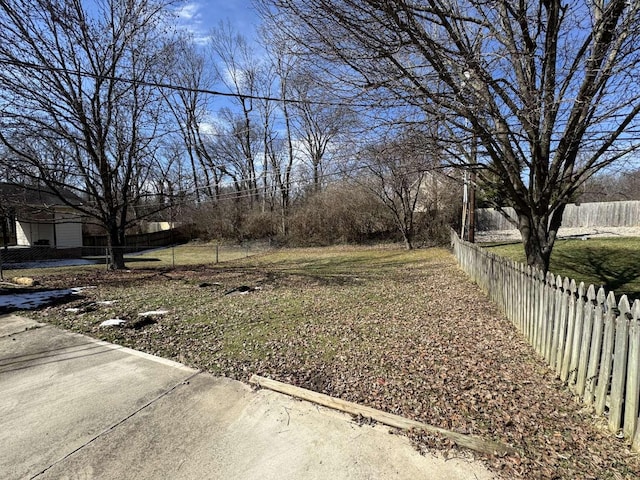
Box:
xmin=175 ymin=1 xmax=260 ymax=43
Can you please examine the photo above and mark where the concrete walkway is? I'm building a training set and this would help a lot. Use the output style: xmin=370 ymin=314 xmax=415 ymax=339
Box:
xmin=0 ymin=315 xmax=494 ymax=480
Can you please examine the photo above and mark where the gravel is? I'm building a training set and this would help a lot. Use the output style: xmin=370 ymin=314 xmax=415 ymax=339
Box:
xmin=477 ymin=226 xmax=640 ymax=243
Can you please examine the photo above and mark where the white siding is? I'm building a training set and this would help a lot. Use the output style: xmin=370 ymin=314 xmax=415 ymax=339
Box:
xmin=16 ymin=221 xmax=30 ymax=246
xmin=54 ymin=210 xmax=82 ymax=247
xmin=15 ymin=221 xmax=55 ymax=246
xmin=146 ymin=221 xmax=177 ymax=233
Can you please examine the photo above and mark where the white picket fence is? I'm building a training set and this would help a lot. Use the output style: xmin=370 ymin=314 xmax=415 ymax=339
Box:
xmin=451 ymin=230 xmax=640 ymax=449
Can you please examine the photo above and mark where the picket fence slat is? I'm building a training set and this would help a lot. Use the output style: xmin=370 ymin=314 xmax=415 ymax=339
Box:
xmin=568 ymin=283 xmax=586 ymax=387
xmin=624 ymin=301 xmax=640 ymax=439
xmin=549 ymin=275 xmax=564 ymax=366
xmin=609 ymin=298 xmax=631 ymax=433
xmin=552 ymin=277 xmax=571 ymax=377
xmin=559 ymin=278 xmax=574 ymax=379
xmin=595 ymin=293 xmax=617 ymax=416
xmin=584 ymin=291 xmax=606 ymax=406
xmin=450 ymin=230 xmax=640 ymax=449
xmin=536 ymin=273 xmax=545 ymax=354
xmin=575 ymin=285 xmax=596 ymax=396
xmin=540 ymin=273 xmax=555 ymax=362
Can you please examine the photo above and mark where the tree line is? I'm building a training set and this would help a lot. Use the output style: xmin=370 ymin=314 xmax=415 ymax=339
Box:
xmin=1 ymin=0 xmax=640 ymax=271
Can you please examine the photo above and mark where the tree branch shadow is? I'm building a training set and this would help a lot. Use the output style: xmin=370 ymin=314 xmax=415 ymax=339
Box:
xmin=554 ymin=247 xmax=640 ymax=301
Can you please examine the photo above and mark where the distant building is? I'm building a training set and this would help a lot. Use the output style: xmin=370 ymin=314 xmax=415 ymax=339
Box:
xmin=0 ymin=183 xmax=83 ymax=249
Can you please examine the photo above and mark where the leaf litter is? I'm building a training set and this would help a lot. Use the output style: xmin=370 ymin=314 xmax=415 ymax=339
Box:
xmin=27 ymin=246 xmax=640 ymax=479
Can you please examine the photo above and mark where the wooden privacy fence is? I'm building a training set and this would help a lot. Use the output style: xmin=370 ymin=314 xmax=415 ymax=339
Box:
xmin=451 ymin=230 xmax=640 ymax=450
xmin=476 ymin=200 xmax=640 ymax=231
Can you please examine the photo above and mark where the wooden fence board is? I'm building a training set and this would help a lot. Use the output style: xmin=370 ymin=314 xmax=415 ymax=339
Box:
xmin=554 ymin=277 xmax=571 ymax=377
xmin=476 ymin=201 xmax=640 ymax=230
xmin=551 ymin=276 xmax=565 ymax=370
xmin=584 ymin=290 xmax=606 ymax=405
xmin=594 ymin=292 xmax=616 ymax=416
xmin=567 ymin=282 xmax=585 ymax=387
xmin=559 ymin=278 xmax=574 ymax=379
xmin=534 ymin=269 xmax=544 ymax=350
xmin=543 ymin=273 xmax=556 ymax=361
xmin=609 ymin=297 xmax=630 ymax=433
xmin=529 ymin=269 xmax=536 ymax=343
xmin=624 ymin=301 xmax=640 ymax=439
xmin=575 ymin=285 xmax=596 ymax=396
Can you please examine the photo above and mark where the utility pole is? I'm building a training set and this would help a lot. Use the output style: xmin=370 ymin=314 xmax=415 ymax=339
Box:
xmin=468 ymin=133 xmax=477 ymax=243
xmin=461 ymin=170 xmax=468 ymax=240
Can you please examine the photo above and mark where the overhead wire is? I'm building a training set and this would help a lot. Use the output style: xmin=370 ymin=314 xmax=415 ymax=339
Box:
xmin=0 ymin=58 xmax=373 ymax=109
xmin=1 ymin=57 xmax=640 ymax=139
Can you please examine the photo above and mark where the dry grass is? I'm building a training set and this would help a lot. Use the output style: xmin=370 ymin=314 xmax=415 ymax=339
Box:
xmin=21 ymin=245 xmax=640 ymax=479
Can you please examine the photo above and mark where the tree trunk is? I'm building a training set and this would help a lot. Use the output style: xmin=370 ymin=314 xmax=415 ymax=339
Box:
xmin=401 ymin=225 xmax=414 ymax=250
xmin=1 ymin=217 xmax=8 ymax=250
xmin=107 ymin=224 xmax=126 ymax=270
xmin=517 ymin=204 xmax=566 ymax=272
xmin=280 ymin=193 xmax=289 ymax=236
xmin=403 ymin=236 xmax=413 ymax=250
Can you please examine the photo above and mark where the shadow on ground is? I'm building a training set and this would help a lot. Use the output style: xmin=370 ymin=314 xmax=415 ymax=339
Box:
xmin=553 ymin=246 xmax=640 ymax=302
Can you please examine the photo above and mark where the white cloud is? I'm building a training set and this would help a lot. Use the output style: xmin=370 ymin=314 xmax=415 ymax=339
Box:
xmin=174 ymin=2 xmax=213 ymax=44
xmin=176 ymin=2 xmax=202 ymax=21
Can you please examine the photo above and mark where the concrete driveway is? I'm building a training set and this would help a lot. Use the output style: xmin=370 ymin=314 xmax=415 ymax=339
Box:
xmin=0 ymin=315 xmax=494 ymax=480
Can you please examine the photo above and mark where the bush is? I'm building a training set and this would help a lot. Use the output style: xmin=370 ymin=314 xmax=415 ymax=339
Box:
xmin=287 ymin=184 xmax=397 ymax=246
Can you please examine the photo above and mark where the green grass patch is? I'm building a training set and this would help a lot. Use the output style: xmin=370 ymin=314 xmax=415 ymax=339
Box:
xmin=0 ymin=242 xmax=263 ymax=280
xmin=484 ymin=237 xmax=640 ymax=301
xmin=24 ymin=245 xmax=448 ymax=370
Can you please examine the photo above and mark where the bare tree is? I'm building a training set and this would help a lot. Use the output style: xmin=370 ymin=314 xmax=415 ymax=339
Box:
xmin=289 ymin=73 xmax=354 ymax=193
xmin=262 ymin=0 xmax=640 ymax=271
xmin=262 ymin=30 xmax=300 ymax=235
xmin=578 ymin=166 xmax=640 ymax=202
xmin=163 ymin=36 xmax=219 ymax=203
xmin=254 ymin=64 xmax=279 ymax=213
xmin=208 ymin=23 xmax=261 ymax=206
xmin=356 ymin=130 xmax=437 ymax=249
xmin=0 ymin=0 xmax=175 ymax=269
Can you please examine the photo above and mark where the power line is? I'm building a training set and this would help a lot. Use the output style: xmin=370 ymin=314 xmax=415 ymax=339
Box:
xmin=146 ymin=161 xmax=458 ymax=208
xmin=0 ymin=58 xmax=371 ymax=109
xmin=4 ymin=57 xmax=638 ymax=132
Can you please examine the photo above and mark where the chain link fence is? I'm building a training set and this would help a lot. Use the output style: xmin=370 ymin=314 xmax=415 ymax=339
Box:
xmin=0 ymin=241 xmax=272 ymax=280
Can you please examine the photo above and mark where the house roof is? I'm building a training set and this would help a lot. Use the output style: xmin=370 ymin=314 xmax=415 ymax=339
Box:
xmin=0 ymin=183 xmax=83 ymax=208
